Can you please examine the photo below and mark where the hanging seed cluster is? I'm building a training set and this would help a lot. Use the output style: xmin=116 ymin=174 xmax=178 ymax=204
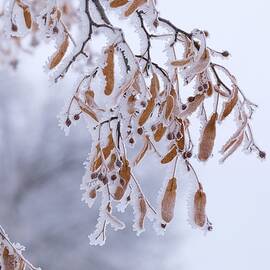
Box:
xmin=1 ymin=0 xmax=265 ymax=246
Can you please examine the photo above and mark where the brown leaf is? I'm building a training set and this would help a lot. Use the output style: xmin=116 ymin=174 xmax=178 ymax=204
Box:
xmin=171 ymin=58 xmax=191 ymax=67
xmin=220 ymin=86 xmax=238 ymax=121
xmin=198 ymin=112 xmax=218 ymax=161
xmin=103 ymin=44 xmax=115 ymax=95
xmin=23 ymin=6 xmax=32 ymax=29
xmin=154 ymin=123 xmax=166 ymax=142
xmin=119 ymin=158 xmax=131 ymax=183
xmin=124 ymin=0 xmax=147 ymax=16
xmin=75 ymin=96 xmax=99 ymax=122
xmin=161 ymin=177 xmax=177 ymax=223
xmin=49 ymin=34 xmax=69 ymax=69
xmin=176 ymin=122 xmax=185 ymax=151
xmin=110 ymin=0 xmax=129 ymax=8
xmin=194 ymin=189 xmax=206 ymax=227
xmin=114 ymin=186 xmax=124 ymax=200
xmin=165 ymin=95 xmax=174 ymax=120
xmin=161 ymin=145 xmax=177 ymax=164
xmin=138 ymin=97 xmax=155 ymax=126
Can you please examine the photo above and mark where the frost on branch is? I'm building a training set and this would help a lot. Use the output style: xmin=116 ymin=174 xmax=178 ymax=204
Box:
xmin=1 ymin=0 xmax=266 ymax=245
xmin=0 ymin=226 xmax=41 ymax=270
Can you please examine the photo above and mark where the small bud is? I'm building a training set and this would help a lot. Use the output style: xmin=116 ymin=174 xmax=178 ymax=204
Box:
xmin=259 ymin=151 xmax=266 ymax=159
xmin=11 ymin=23 xmax=18 ymax=32
xmin=91 ymin=172 xmax=98 ymax=179
xmin=204 ymin=30 xmax=209 ymax=37
xmin=203 ymin=83 xmax=209 ymax=90
xmin=198 ymin=85 xmax=204 ymax=92
xmin=141 ymin=101 xmax=146 ymax=107
xmin=89 ymin=189 xmax=96 ymax=199
xmin=137 ymin=127 xmax=143 ymax=135
xmin=102 ymin=176 xmax=108 ymax=185
xmin=161 ymin=223 xmax=167 ymax=229
xmin=167 ymin=132 xmax=174 ymax=140
xmin=222 ymin=51 xmax=230 ymax=57
xmin=111 ymin=174 xmax=117 ymax=181
xmin=74 ymin=114 xmax=80 ymax=120
xmin=181 ymin=104 xmax=187 ymax=110
xmin=65 ymin=118 xmax=72 ymax=127
xmin=129 ymin=137 xmax=135 ymax=144
xmin=188 ymin=96 xmax=195 ymax=102
xmin=151 ymin=125 xmax=157 ymax=131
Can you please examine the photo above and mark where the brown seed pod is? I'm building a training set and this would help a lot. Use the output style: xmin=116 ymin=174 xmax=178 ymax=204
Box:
xmin=220 ymin=86 xmax=238 ymax=121
xmin=176 ymin=123 xmax=185 ymax=151
xmin=165 ymin=95 xmax=174 ymax=120
xmin=49 ymin=34 xmax=69 ymax=69
xmin=110 ymin=0 xmax=129 ymax=8
xmin=3 ymin=247 xmax=15 ymax=270
xmin=161 ymin=177 xmax=177 ymax=223
xmin=23 ymin=6 xmax=32 ymax=29
xmin=154 ymin=123 xmax=167 ymax=142
xmin=119 ymin=158 xmax=131 ymax=183
xmin=180 ymin=94 xmax=205 ymax=118
xmin=124 ymin=0 xmax=147 ymax=17
xmin=103 ymin=44 xmax=115 ymax=95
xmin=134 ymin=140 xmax=149 ymax=165
xmin=89 ymin=189 xmax=97 ymax=199
xmin=161 ymin=145 xmax=177 ymax=164
xmin=150 ymin=73 xmax=160 ymax=98
xmin=138 ymin=196 xmax=147 ymax=229
xmin=194 ymin=188 xmax=207 ymax=227
xmin=198 ymin=112 xmax=218 ymax=161
xmin=114 ymin=186 xmax=124 ymax=200
xmin=138 ymin=97 xmax=155 ymax=126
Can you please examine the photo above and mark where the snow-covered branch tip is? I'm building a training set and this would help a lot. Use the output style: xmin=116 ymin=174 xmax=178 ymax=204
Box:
xmin=1 ymin=0 xmax=266 ymax=245
xmin=0 ymin=226 xmax=41 ymax=270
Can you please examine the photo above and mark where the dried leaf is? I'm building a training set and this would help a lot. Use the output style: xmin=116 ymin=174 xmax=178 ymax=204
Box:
xmin=176 ymin=122 xmax=185 ymax=151
xmin=220 ymin=86 xmax=238 ymax=121
xmin=165 ymin=95 xmax=174 ymax=120
xmin=154 ymin=123 xmax=166 ymax=142
xmin=161 ymin=177 xmax=177 ymax=223
xmin=198 ymin=112 xmax=218 ymax=161
xmin=119 ymin=158 xmax=131 ymax=183
xmin=110 ymin=0 xmax=129 ymax=8
xmin=138 ymin=97 xmax=155 ymax=126
xmin=49 ymin=34 xmax=69 ymax=69
xmin=171 ymin=58 xmax=191 ymax=67
xmin=161 ymin=145 xmax=177 ymax=164
xmin=75 ymin=97 xmax=99 ymax=122
xmin=103 ymin=45 xmax=115 ymax=95
xmin=194 ymin=188 xmax=206 ymax=227
xmin=124 ymin=0 xmax=147 ymax=17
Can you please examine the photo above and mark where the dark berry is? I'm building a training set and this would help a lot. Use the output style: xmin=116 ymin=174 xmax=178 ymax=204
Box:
xmin=137 ymin=127 xmax=143 ymax=135
xmin=65 ymin=118 xmax=72 ymax=127
xmin=188 ymin=96 xmax=195 ymax=102
xmin=222 ymin=51 xmax=230 ymax=57
xmin=182 ymin=104 xmax=187 ymax=110
xmin=74 ymin=114 xmax=80 ymax=120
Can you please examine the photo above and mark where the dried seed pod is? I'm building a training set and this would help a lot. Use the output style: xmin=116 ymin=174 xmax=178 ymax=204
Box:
xmin=89 ymin=189 xmax=96 ymax=199
xmin=110 ymin=0 xmax=129 ymax=8
xmin=161 ymin=145 xmax=177 ymax=164
xmin=154 ymin=123 xmax=167 ymax=142
xmin=49 ymin=34 xmax=69 ymax=69
xmin=164 ymin=95 xmax=174 ymax=120
xmin=198 ymin=112 xmax=218 ymax=161
xmin=180 ymin=94 xmax=205 ymax=117
xmin=103 ymin=44 xmax=115 ymax=95
xmin=161 ymin=177 xmax=177 ymax=223
xmin=150 ymin=73 xmax=160 ymax=98
xmin=220 ymin=86 xmax=238 ymax=121
xmin=194 ymin=188 xmax=207 ymax=227
xmin=134 ymin=140 xmax=149 ymax=165
xmin=114 ymin=186 xmax=124 ymax=200
xmin=138 ymin=97 xmax=155 ymax=126
xmin=124 ymin=0 xmax=147 ymax=17
xmin=138 ymin=196 xmax=147 ymax=229
xmin=3 ymin=247 xmax=15 ymax=270
xmin=23 ymin=6 xmax=32 ymax=29
xmin=119 ymin=158 xmax=131 ymax=183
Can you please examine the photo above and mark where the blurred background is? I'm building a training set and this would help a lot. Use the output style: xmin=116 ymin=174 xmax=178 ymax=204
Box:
xmin=0 ymin=0 xmax=270 ymax=269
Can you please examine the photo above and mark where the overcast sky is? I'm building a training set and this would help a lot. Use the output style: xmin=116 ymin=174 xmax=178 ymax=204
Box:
xmin=157 ymin=1 xmax=270 ymax=269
